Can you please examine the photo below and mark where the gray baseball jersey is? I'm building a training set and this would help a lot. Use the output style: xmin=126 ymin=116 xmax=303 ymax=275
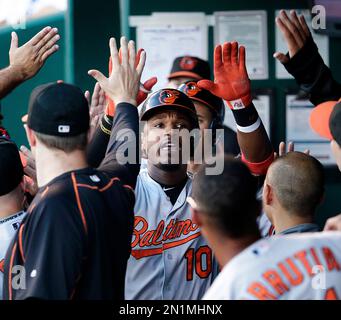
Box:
xmin=204 ymin=232 xmax=341 ymax=300
xmin=125 ymin=168 xmax=219 ymax=300
xmin=0 ymin=211 xmax=26 ymax=300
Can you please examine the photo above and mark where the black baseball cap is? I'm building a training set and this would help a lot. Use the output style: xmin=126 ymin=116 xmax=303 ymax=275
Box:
xmin=310 ymin=99 xmax=341 ymax=145
xmin=27 ymin=82 xmax=90 ymax=136
xmin=0 ymin=138 xmax=23 ymax=196
xmin=168 ymin=56 xmax=211 ymax=81
xmin=178 ymin=81 xmax=224 ymax=118
xmin=140 ymin=88 xmax=199 ymax=129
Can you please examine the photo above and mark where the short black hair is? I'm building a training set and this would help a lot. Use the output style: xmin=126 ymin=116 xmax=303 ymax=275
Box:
xmin=192 ymin=157 xmax=261 ymax=238
xmin=267 ymin=152 xmax=325 ymax=217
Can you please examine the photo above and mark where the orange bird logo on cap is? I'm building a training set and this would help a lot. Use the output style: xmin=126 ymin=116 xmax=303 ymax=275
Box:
xmin=184 ymin=82 xmax=201 ymax=97
xmin=180 ymin=57 xmax=197 ymax=70
xmin=159 ymin=90 xmax=180 ymax=104
xmin=0 ymin=259 xmax=4 ymax=273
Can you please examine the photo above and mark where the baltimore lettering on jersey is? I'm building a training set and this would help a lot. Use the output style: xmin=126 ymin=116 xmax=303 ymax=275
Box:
xmin=246 ymin=246 xmax=341 ymax=300
xmin=131 ymin=216 xmax=201 ymax=259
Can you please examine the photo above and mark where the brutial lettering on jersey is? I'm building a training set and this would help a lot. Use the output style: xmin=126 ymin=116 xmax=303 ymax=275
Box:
xmin=131 ymin=216 xmax=201 ymax=259
xmin=246 ymin=246 xmax=341 ymax=300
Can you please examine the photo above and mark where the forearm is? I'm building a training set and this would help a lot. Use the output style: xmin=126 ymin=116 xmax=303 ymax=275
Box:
xmin=230 ymin=102 xmax=273 ymax=162
xmin=0 ymin=66 xmax=24 ymax=99
xmin=283 ymin=37 xmax=341 ymax=105
xmin=237 ymin=124 xmax=273 ymax=163
xmin=98 ymin=102 xmax=140 ymax=187
xmin=87 ymin=115 xmax=112 ymax=168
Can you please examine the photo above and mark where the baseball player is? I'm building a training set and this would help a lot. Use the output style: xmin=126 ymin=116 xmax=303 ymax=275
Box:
xmin=178 ymin=81 xmax=240 ymax=157
xmin=0 ymin=139 xmax=27 ymax=300
xmin=188 ymin=157 xmax=341 ymax=300
xmin=90 ymin=42 xmax=274 ymax=299
xmin=263 ymin=151 xmax=323 ymax=235
xmin=167 ymin=56 xmax=211 ymax=89
xmin=3 ymin=36 xmax=144 ymax=300
xmin=273 ymin=10 xmax=341 ymax=234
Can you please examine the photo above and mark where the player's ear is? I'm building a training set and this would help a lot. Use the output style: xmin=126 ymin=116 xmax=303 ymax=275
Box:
xmin=191 ymin=207 xmax=203 ymax=227
xmin=264 ymin=183 xmax=273 ymax=206
xmin=25 ymin=125 xmax=36 ymax=149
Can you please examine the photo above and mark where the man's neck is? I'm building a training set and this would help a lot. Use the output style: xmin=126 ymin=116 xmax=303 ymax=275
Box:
xmin=0 ymin=192 xmax=23 ymax=219
xmin=271 ymin=208 xmax=314 ymax=234
xmin=147 ymin=163 xmax=188 ymax=186
xmin=36 ymin=147 xmax=88 ymax=188
xmin=208 ymin=231 xmax=261 ymax=269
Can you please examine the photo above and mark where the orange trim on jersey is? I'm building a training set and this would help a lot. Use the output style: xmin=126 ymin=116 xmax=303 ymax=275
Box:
xmin=76 ymin=177 xmax=134 ymax=193
xmin=41 ymin=186 xmax=50 ymax=198
xmin=99 ymin=177 xmax=120 ymax=192
xmin=131 ymin=231 xmax=201 ymax=259
xmin=123 ymin=184 xmax=134 ymax=192
xmin=0 ymin=259 xmax=4 ymax=273
xmin=69 ymin=273 xmax=82 ymax=300
xmin=71 ymin=173 xmax=88 ymax=235
xmin=18 ymin=224 xmax=25 ymax=263
xmin=8 ymin=243 xmax=17 ymax=300
xmin=76 ymin=184 xmax=99 ymax=190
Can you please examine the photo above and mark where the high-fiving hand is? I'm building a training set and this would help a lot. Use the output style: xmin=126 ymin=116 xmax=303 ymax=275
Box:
xmin=274 ymin=10 xmax=311 ymax=64
xmin=9 ymin=26 xmax=60 ymax=81
xmin=88 ymin=37 xmax=146 ymax=106
xmin=198 ymin=42 xmax=251 ymax=109
xmin=105 ymin=48 xmax=157 ymax=116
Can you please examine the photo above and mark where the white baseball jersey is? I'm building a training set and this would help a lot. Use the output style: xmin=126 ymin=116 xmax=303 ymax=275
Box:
xmin=125 ymin=168 xmax=219 ymax=300
xmin=0 ymin=211 xmax=26 ymax=300
xmin=204 ymin=232 xmax=341 ymax=300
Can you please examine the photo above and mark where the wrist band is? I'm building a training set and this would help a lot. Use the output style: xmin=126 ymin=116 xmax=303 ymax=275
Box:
xmin=230 ymin=102 xmax=260 ymax=130
xmin=241 ymin=152 xmax=274 ymax=176
xmin=236 ymin=117 xmax=261 ymax=133
xmin=103 ymin=114 xmax=113 ymax=126
xmin=100 ymin=115 xmax=113 ymax=136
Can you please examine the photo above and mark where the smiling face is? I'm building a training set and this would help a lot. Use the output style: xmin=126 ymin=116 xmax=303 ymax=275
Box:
xmin=143 ymin=110 xmax=193 ymax=171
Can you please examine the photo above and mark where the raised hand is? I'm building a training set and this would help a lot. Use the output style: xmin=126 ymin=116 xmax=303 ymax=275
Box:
xmin=198 ymin=42 xmax=251 ymax=109
xmin=274 ymin=10 xmax=311 ymax=64
xmin=324 ymin=214 xmax=341 ymax=231
xmin=274 ymin=141 xmax=310 ymax=159
xmin=87 ymin=82 xmax=107 ymax=138
xmin=105 ymin=48 xmax=157 ymax=116
xmin=9 ymin=26 xmax=60 ymax=80
xmin=88 ymin=37 xmax=146 ymax=106
xmin=19 ymin=145 xmax=38 ymax=196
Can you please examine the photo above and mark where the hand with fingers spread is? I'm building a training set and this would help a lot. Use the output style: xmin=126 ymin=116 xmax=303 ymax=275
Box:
xmin=198 ymin=42 xmax=251 ymax=110
xmin=106 ymin=48 xmax=157 ymax=116
xmin=88 ymin=37 xmax=146 ymax=106
xmin=274 ymin=141 xmax=310 ymax=159
xmin=274 ymin=10 xmax=311 ymax=64
xmin=87 ymin=82 xmax=108 ymax=138
xmin=9 ymin=26 xmax=60 ymax=80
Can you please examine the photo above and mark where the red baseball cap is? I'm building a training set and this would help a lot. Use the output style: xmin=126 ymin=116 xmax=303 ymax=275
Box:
xmin=310 ymin=98 xmax=341 ymax=141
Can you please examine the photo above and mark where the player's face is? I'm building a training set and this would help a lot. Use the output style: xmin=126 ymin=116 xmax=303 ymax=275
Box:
xmin=167 ymin=77 xmax=196 ymax=89
xmin=144 ymin=111 xmax=193 ymax=168
xmin=194 ymin=101 xmax=213 ymax=132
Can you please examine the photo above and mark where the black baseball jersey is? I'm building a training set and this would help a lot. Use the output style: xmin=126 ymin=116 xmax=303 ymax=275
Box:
xmin=3 ymin=103 xmax=140 ymax=300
